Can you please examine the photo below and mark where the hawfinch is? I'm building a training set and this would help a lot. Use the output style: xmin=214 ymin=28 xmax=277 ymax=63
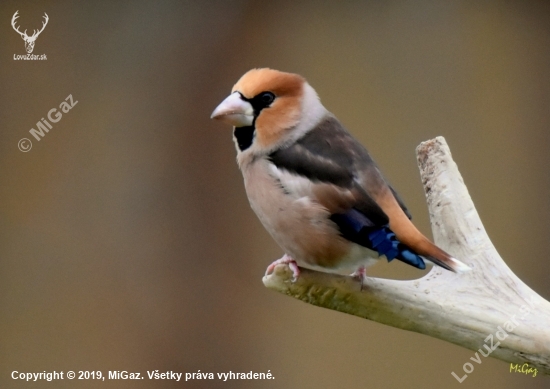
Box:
xmin=211 ymin=68 xmax=470 ymax=282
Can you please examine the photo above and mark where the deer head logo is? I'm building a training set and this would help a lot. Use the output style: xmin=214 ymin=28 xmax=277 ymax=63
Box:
xmin=11 ymin=11 xmax=49 ymax=54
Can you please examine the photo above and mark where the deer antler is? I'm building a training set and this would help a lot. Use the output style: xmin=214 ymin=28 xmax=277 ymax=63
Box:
xmin=11 ymin=11 xmax=27 ymax=38
xmin=11 ymin=11 xmax=48 ymax=40
xmin=30 ymin=13 xmax=49 ymax=39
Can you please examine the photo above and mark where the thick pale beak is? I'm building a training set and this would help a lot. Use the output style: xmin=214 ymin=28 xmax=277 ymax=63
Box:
xmin=211 ymin=92 xmax=254 ymax=127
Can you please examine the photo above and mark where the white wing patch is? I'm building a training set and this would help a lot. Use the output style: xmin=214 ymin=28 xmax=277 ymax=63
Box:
xmin=268 ymin=163 xmax=314 ymax=198
xmin=267 ymin=161 xmax=357 ymax=215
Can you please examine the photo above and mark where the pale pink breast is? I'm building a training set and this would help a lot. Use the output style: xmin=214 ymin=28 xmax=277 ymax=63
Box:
xmin=241 ymin=159 xmax=371 ymax=270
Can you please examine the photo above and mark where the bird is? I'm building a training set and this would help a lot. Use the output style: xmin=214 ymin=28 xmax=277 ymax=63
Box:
xmin=211 ymin=68 xmax=470 ymax=284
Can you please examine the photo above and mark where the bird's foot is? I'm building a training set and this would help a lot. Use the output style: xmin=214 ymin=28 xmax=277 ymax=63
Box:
xmin=265 ymin=254 xmax=300 ymax=282
xmin=350 ymin=266 xmax=368 ymax=291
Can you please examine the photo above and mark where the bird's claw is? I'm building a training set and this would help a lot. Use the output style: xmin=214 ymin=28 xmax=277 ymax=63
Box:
xmin=351 ymin=266 xmax=368 ymax=291
xmin=266 ymin=254 xmax=300 ymax=282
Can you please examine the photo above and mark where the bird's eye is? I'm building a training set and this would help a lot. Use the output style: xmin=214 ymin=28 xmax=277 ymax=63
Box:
xmin=259 ymin=92 xmax=275 ymax=105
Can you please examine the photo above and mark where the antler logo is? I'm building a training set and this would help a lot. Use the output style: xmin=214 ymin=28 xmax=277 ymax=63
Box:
xmin=11 ymin=11 xmax=49 ymax=54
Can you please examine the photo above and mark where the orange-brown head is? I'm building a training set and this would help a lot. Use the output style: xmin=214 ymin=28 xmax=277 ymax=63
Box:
xmin=211 ymin=68 xmax=327 ymax=154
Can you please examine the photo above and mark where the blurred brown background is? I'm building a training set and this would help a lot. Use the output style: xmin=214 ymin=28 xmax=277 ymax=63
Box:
xmin=1 ymin=1 xmax=549 ymax=388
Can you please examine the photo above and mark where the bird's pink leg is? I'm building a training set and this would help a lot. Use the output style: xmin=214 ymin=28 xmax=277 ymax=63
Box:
xmin=265 ymin=254 xmax=300 ymax=281
xmin=350 ymin=266 xmax=368 ymax=291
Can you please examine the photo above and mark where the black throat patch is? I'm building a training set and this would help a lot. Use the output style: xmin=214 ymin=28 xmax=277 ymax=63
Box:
xmin=233 ymin=126 xmax=255 ymax=151
xmin=232 ymin=91 xmax=276 ymax=152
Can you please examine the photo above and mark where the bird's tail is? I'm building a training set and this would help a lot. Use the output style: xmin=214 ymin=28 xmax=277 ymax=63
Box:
xmin=423 ymin=254 xmax=471 ymax=273
xmin=366 ymin=228 xmax=470 ymax=272
xmin=415 ymin=239 xmax=471 ymax=273
xmin=383 ymin=209 xmax=471 ymax=273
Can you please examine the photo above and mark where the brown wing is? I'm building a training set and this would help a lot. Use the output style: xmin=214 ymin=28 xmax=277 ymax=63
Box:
xmin=269 ymin=114 xmax=413 ymax=218
xmin=268 ymin=115 xmax=392 ymax=227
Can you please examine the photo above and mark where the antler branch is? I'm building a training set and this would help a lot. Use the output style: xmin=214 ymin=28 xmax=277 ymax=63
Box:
xmin=11 ymin=11 xmax=26 ymax=38
xmin=263 ymin=136 xmax=550 ymax=375
xmin=32 ymin=13 xmax=49 ymax=39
